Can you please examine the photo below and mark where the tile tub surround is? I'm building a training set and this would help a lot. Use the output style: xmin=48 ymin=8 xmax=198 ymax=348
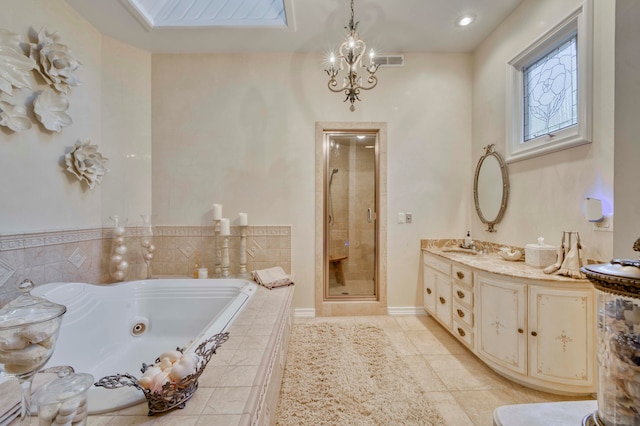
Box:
xmin=7 ymin=282 xmax=294 ymax=426
xmin=0 ymin=226 xmax=291 ymax=292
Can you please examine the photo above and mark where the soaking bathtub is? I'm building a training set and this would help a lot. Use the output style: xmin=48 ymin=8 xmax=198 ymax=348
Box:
xmin=32 ymin=278 xmax=256 ymax=414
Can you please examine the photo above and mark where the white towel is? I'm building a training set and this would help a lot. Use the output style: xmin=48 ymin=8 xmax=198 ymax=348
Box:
xmin=251 ymin=267 xmax=294 ymax=289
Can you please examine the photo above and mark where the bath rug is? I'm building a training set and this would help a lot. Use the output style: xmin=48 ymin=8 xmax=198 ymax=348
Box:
xmin=275 ymin=322 xmax=444 ymax=426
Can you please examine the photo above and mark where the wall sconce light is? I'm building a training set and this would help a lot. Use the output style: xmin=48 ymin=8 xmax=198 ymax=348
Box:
xmin=584 ymin=197 xmax=604 ymax=222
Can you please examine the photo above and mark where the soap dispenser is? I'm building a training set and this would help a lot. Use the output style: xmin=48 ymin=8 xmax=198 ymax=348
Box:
xmin=464 ymin=231 xmax=472 ymax=248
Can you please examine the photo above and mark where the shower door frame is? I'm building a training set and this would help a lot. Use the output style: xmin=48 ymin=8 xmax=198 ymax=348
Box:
xmin=315 ymin=122 xmax=387 ymax=316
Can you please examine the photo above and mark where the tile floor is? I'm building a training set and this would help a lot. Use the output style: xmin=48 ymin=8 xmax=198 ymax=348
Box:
xmin=293 ymin=315 xmax=594 ymax=426
xmin=10 ymin=314 xmax=593 ymax=426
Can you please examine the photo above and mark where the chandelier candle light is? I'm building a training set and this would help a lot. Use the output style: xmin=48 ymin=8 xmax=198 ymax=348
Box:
xmin=325 ymin=0 xmax=380 ymax=111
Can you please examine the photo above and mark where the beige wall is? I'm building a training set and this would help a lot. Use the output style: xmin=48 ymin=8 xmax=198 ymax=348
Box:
xmin=472 ymin=0 xmax=615 ymax=262
xmin=4 ymin=0 xmax=627 ymax=313
xmin=151 ymin=53 xmax=473 ymax=310
xmin=0 ymin=0 xmax=151 ymax=233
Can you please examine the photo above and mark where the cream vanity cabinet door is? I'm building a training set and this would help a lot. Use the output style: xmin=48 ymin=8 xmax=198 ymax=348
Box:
xmin=528 ymin=286 xmax=595 ymax=387
xmin=423 ymin=267 xmax=437 ymax=313
xmin=423 ymin=253 xmax=452 ymax=329
xmin=476 ymin=274 xmax=527 ymax=375
xmin=434 ymin=273 xmax=452 ymax=329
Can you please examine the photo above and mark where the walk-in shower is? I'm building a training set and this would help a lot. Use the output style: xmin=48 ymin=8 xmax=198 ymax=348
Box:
xmin=325 ymin=133 xmax=377 ymax=298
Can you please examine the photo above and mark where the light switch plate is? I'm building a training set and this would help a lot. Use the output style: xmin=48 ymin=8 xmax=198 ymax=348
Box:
xmin=397 ymin=212 xmax=405 ymax=224
xmin=405 ymin=212 xmax=413 ymax=224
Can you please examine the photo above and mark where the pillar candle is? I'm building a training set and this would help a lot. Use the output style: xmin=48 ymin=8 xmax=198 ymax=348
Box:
xmin=220 ymin=218 xmax=230 ymax=235
xmin=238 ymin=212 xmax=248 ymax=226
xmin=212 ymin=203 xmax=222 ymax=220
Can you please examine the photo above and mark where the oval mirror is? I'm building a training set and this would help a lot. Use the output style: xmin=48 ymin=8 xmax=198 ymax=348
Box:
xmin=473 ymin=144 xmax=509 ymax=232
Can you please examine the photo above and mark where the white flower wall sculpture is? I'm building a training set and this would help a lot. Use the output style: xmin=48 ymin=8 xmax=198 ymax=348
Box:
xmin=65 ymin=139 xmax=109 ymax=189
xmin=29 ymin=27 xmax=81 ymax=94
xmin=0 ymin=100 xmax=32 ymax=132
xmin=0 ymin=29 xmax=36 ymax=96
xmin=33 ymin=88 xmax=72 ymax=132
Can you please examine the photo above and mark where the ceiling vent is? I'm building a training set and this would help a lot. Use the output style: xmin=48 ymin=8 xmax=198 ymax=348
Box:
xmin=373 ymin=55 xmax=404 ymax=67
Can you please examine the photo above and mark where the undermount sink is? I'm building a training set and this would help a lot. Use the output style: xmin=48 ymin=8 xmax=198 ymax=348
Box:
xmin=442 ymin=248 xmax=478 ymax=255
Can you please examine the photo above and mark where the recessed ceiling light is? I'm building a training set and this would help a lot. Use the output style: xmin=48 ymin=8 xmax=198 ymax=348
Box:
xmin=357 ymin=135 xmax=366 ymax=139
xmin=456 ymin=14 xmax=476 ymax=27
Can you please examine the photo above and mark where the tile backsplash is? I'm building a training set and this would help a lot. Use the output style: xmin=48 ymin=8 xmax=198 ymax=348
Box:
xmin=0 ymin=226 xmax=291 ymax=293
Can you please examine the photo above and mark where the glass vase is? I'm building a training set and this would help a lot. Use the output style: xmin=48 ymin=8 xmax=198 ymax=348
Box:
xmin=108 ymin=215 xmax=130 ymax=282
xmin=139 ymin=214 xmax=155 ymax=279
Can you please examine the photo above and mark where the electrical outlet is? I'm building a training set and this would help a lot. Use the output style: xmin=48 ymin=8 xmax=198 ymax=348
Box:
xmin=405 ymin=212 xmax=413 ymax=224
xmin=397 ymin=212 xmax=405 ymax=224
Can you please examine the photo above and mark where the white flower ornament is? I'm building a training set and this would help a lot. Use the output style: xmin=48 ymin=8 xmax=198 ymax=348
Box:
xmin=29 ymin=27 xmax=81 ymax=94
xmin=33 ymin=88 xmax=72 ymax=132
xmin=64 ymin=139 xmax=109 ymax=189
xmin=0 ymin=29 xmax=36 ymax=96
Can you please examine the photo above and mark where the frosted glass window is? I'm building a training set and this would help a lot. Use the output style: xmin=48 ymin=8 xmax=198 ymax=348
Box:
xmin=523 ymin=34 xmax=578 ymax=142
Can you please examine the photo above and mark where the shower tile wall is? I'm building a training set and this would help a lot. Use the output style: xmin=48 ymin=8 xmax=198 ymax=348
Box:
xmin=0 ymin=226 xmax=291 ymax=297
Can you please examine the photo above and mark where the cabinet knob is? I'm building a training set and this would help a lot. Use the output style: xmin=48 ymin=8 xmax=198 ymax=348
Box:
xmin=518 ymin=328 xmax=524 ymax=334
xmin=439 ymin=297 xmax=446 ymax=304
xmin=426 ymin=288 xmax=432 ymax=295
xmin=457 ymin=328 xmax=466 ymax=337
xmin=531 ymin=331 xmax=538 ymax=337
xmin=456 ymin=290 xmax=465 ymax=299
xmin=456 ymin=271 xmax=465 ymax=279
xmin=457 ymin=309 xmax=465 ymax=318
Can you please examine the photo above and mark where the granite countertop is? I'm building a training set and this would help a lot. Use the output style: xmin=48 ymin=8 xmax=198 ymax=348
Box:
xmin=421 ymin=240 xmax=589 ymax=284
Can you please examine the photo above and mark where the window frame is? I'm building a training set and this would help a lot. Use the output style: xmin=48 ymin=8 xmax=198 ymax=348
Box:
xmin=505 ymin=1 xmax=593 ymax=163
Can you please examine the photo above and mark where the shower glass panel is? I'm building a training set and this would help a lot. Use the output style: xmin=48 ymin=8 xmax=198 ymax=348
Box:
xmin=325 ymin=132 xmax=377 ymax=299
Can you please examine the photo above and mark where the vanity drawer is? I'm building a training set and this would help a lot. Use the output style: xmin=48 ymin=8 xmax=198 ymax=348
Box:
xmin=453 ymin=320 xmax=474 ymax=349
xmin=453 ymin=282 xmax=473 ymax=308
xmin=454 ymin=303 xmax=473 ymax=328
xmin=452 ymin=265 xmax=473 ymax=286
xmin=423 ymin=254 xmax=451 ymax=275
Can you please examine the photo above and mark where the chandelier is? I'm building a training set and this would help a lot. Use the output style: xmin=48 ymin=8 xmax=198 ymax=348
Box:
xmin=325 ymin=0 xmax=380 ymax=112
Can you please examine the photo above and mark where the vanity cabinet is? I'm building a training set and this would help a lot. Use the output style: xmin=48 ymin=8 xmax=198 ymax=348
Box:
xmin=527 ymin=285 xmax=594 ymax=387
xmin=421 ymin=248 xmax=596 ymax=395
xmin=476 ymin=272 xmax=595 ymax=393
xmin=423 ymin=254 xmax=452 ymax=329
xmin=423 ymin=254 xmax=474 ymax=348
xmin=476 ymin=274 xmax=527 ymax=374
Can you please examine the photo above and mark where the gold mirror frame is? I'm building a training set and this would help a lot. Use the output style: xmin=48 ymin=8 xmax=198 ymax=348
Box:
xmin=473 ymin=144 xmax=509 ymax=232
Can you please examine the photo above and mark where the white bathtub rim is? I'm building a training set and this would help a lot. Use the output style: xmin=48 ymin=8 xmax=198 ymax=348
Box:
xmin=31 ymin=278 xmax=257 ymax=414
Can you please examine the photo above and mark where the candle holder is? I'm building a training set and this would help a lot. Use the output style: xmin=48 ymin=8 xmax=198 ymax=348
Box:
xmin=221 ymin=236 xmax=230 ymax=278
xmin=237 ymin=226 xmax=250 ymax=279
xmin=140 ymin=214 xmax=155 ymax=279
xmin=213 ymin=220 xmax=221 ymax=277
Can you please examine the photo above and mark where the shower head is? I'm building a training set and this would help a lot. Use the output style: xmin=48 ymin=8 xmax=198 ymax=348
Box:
xmin=329 ymin=168 xmax=339 ymax=185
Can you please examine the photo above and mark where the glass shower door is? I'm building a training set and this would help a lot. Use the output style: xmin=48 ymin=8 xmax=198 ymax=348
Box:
xmin=325 ymin=132 xmax=377 ymax=299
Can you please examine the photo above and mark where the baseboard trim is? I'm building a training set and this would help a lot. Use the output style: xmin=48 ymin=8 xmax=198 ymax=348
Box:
xmin=294 ymin=308 xmax=316 ymax=318
xmin=294 ymin=307 xmax=427 ymax=317
xmin=387 ymin=306 xmax=427 ymax=316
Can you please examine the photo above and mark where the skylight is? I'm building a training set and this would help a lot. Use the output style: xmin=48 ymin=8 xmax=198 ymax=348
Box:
xmin=121 ymin=0 xmax=288 ymax=29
